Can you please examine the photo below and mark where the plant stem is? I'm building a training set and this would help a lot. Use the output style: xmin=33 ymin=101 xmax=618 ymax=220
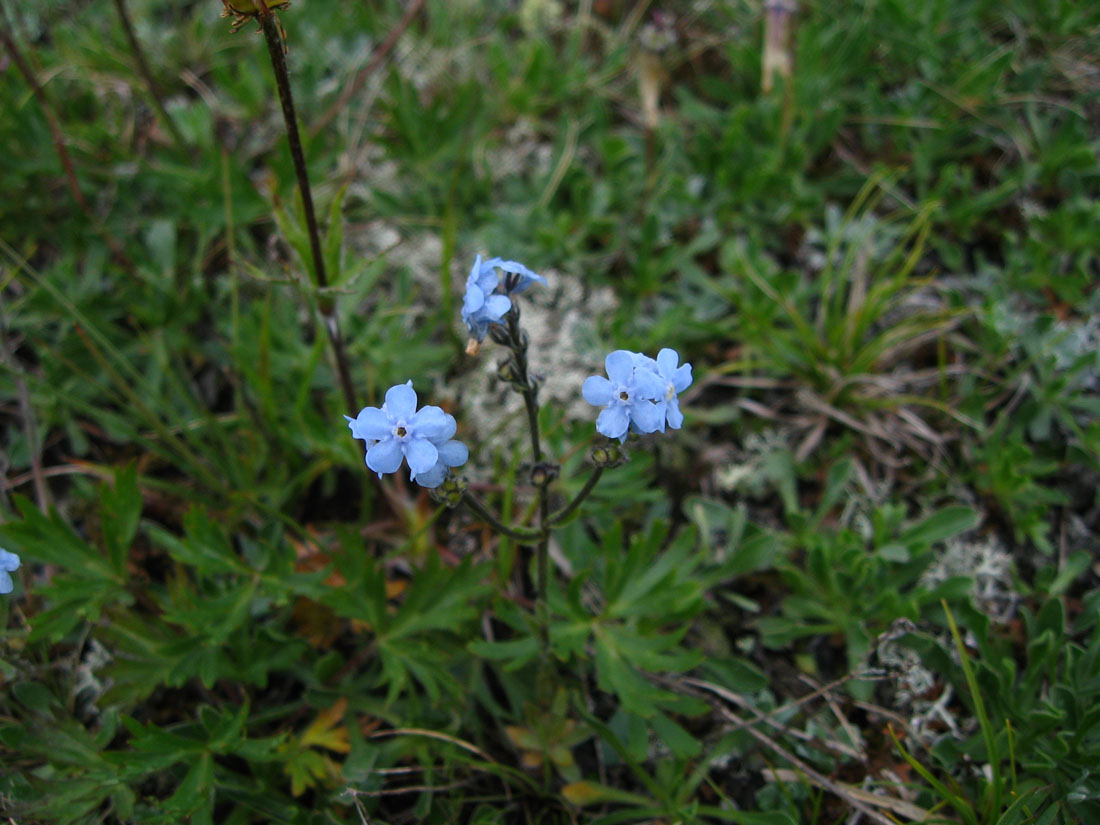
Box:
xmin=256 ymin=6 xmax=358 ymax=414
xmin=549 ymin=466 xmax=603 ymax=525
xmin=0 ymin=25 xmax=134 ymax=272
xmin=505 ymin=307 xmax=542 ymax=463
xmin=503 ymin=306 xmax=552 ymax=657
xmin=112 ymin=0 xmax=187 ymax=150
xmin=462 ymin=492 xmax=540 ymax=542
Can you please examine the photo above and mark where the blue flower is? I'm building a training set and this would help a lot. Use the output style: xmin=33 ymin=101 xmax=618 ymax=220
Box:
xmin=345 ymin=381 xmax=468 ymax=488
xmin=460 ymin=255 xmax=546 ymax=341
xmin=0 ymin=548 xmax=20 ymax=595
xmin=461 ymin=254 xmax=514 ymax=342
xmin=582 ymin=350 xmax=666 ymax=441
xmin=647 ymin=348 xmax=693 ymax=431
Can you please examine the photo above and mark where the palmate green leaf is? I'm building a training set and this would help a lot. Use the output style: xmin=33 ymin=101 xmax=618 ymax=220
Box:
xmin=148 ymin=507 xmax=250 ymax=577
xmin=98 ymin=463 xmax=142 ymax=576
xmin=1 ymin=494 xmax=117 ymax=580
xmin=164 ymin=752 xmax=215 ymax=824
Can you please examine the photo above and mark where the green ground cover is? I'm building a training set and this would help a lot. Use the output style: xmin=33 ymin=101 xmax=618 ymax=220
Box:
xmin=1 ymin=0 xmax=1098 ymax=822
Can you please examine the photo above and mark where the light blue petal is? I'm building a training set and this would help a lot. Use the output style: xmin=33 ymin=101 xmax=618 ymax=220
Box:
xmin=0 ymin=549 xmax=18 ymax=572
xmin=412 ymin=462 xmax=446 ymax=488
xmin=484 ymin=294 xmax=512 ymax=320
xmin=596 ymin=405 xmax=630 ymax=440
xmin=656 ymin=348 xmax=680 ymax=378
xmin=367 ymin=438 xmax=404 ymax=475
xmin=0 ymin=570 xmax=11 ymax=595
xmin=477 ymin=256 xmax=503 ymax=292
xmin=581 ymin=376 xmax=612 ymax=406
xmin=633 ymin=368 xmax=666 ymax=400
xmin=672 ymin=363 xmax=693 ymax=392
xmin=665 ymin=400 xmax=684 ymax=429
xmin=629 ymin=399 xmax=663 ymax=434
xmin=404 ymin=437 xmax=439 ymax=474
xmin=437 ymin=440 xmax=469 ymax=467
xmin=411 ymin=406 xmax=454 ymax=442
xmin=632 ymin=352 xmax=659 ymax=373
xmin=383 ymin=381 xmax=417 ymax=419
xmin=463 ymin=281 xmax=485 ymax=314
xmin=605 ymin=350 xmax=635 ymax=385
xmin=468 ymin=253 xmax=484 ymax=283
xmin=496 ymin=260 xmax=547 ymax=293
xmin=351 ymin=406 xmax=392 ymax=441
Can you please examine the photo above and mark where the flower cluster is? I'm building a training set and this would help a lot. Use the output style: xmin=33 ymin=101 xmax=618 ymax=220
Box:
xmin=345 ymin=381 xmax=468 ymax=488
xmin=346 ymin=255 xmax=692 ymax=492
xmin=582 ymin=348 xmax=693 ymax=441
xmin=0 ymin=548 xmax=20 ymax=595
xmin=461 ymin=254 xmax=546 ymax=344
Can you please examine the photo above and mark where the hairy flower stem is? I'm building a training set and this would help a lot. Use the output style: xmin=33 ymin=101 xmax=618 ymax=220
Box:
xmin=503 ymin=308 xmax=552 ymax=660
xmin=549 ymin=467 xmax=603 ymax=526
xmin=462 ymin=492 xmax=540 ymax=542
xmin=112 ymin=0 xmax=187 ymax=151
xmin=257 ymin=7 xmax=357 ymax=414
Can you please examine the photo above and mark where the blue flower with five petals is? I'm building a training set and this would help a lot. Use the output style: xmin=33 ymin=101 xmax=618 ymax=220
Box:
xmin=0 ymin=548 xmax=20 ymax=595
xmin=345 ymin=381 xmax=468 ymax=488
xmin=582 ymin=350 xmax=666 ymax=441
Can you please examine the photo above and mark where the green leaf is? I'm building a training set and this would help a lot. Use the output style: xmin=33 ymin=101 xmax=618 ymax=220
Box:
xmin=99 ymin=464 xmax=142 ymax=576
xmin=900 ymin=506 xmax=980 ymax=547
xmin=650 ymin=712 xmax=701 ymax=758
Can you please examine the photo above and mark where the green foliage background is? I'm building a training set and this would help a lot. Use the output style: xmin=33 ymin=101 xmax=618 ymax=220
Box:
xmin=0 ymin=0 xmax=1098 ymax=822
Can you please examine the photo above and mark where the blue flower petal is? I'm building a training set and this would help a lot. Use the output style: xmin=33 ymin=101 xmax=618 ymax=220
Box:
xmin=596 ymin=405 xmax=630 ymax=440
xmin=672 ymin=364 xmax=693 ymax=392
xmin=437 ymin=439 xmax=469 ymax=467
xmin=629 ymin=399 xmax=663 ymax=434
xmin=484 ymin=293 xmax=512 ymax=320
xmin=367 ymin=439 xmax=404 ymax=475
xmin=665 ymin=399 xmax=684 ymax=429
xmin=411 ymin=406 xmax=454 ymax=442
xmin=412 ymin=463 xmax=446 ymax=488
xmin=0 ymin=570 xmax=11 ymax=595
xmin=656 ymin=348 xmax=679 ymax=376
xmin=605 ymin=350 xmax=635 ymax=385
xmin=383 ymin=381 xmax=418 ymax=419
xmin=404 ymin=437 xmax=439 ymax=475
xmin=582 ymin=375 xmax=613 ymax=406
xmin=350 ymin=406 xmax=393 ymax=441
xmin=463 ymin=281 xmax=486 ymax=314
xmin=633 ymin=368 xmax=666 ymax=400
xmin=497 ymin=260 xmax=547 ymax=293
xmin=0 ymin=549 xmax=19 ymax=573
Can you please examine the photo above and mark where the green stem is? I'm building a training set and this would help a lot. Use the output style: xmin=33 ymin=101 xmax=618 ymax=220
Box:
xmin=112 ymin=0 xmax=187 ymax=151
xmin=502 ymin=307 xmax=553 ymax=658
xmin=505 ymin=308 xmax=542 ymax=463
xmin=462 ymin=492 xmax=540 ymax=542
xmin=257 ymin=8 xmax=357 ymax=414
xmin=549 ymin=466 xmax=603 ymax=525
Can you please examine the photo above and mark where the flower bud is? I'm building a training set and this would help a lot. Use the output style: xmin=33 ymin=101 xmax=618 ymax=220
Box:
xmin=496 ymin=359 xmax=517 ymax=383
xmin=588 ymin=442 xmax=628 ymax=468
xmin=429 ymin=473 xmax=467 ymax=508
xmin=529 ymin=462 xmax=559 ymax=487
